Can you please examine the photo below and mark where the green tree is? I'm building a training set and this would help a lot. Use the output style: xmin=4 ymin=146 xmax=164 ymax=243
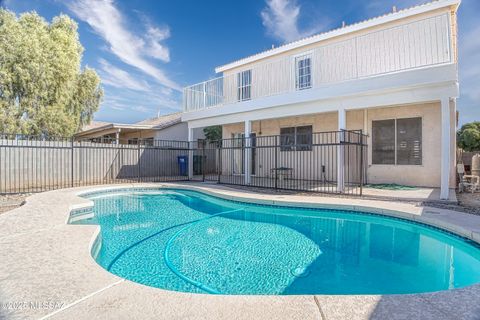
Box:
xmin=457 ymin=121 xmax=480 ymax=152
xmin=0 ymin=9 xmax=103 ymax=137
xmin=203 ymin=125 xmax=222 ymax=141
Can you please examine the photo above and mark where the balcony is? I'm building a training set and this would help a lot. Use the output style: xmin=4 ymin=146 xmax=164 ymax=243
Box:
xmin=183 ymin=13 xmax=453 ymax=113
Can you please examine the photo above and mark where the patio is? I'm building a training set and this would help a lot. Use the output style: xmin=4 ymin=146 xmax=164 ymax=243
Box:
xmin=196 ymin=174 xmax=457 ymax=202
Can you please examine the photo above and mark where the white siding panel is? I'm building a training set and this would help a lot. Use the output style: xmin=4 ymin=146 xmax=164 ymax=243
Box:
xmin=315 ymin=39 xmax=357 ymax=84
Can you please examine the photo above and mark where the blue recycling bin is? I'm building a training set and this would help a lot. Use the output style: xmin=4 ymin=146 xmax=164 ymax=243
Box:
xmin=177 ymin=155 xmax=188 ymax=176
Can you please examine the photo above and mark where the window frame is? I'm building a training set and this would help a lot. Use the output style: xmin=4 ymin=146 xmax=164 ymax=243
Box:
xmin=280 ymin=125 xmax=313 ymax=152
xmin=237 ymin=69 xmax=252 ymax=102
xmin=371 ymin=117 xmax=423 ymax=166
xmin=294 ymin=52 xmax=313 ymax=91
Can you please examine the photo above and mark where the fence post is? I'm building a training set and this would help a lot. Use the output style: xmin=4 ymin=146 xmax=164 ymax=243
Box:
xmin=137 ymin=140 xmax=141 ymax=183
xmin=202 ymin=140 xmax=206 ymax=182
xmin=71 ymin=137 xmax=74 ymax=188
xmin=217 ymin=140 xmax=221 ymax=183
xmin=274 ymin=136 xmax=278 ymax=190
xmin=359 ymin=130 xmax=364 ymax=196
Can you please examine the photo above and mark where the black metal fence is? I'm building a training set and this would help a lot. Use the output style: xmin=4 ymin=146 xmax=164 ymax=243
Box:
xmin=192 ymin=130 xmax=368 ymax=195
xmin=0 ymin=130 xmax=367 ymax=195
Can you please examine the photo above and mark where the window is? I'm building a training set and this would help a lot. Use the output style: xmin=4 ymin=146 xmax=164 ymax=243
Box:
xmin=372 ymin=120 xmax=395 ymax=165
xmin=128 ymin=138 xmax=139 ymax=145
xmin=295 ymin=54 xmax=312 ymax=90
xmin=372 ymin=118 xmax=422 ymax=165
xmin=143 ymin=138 xmax=154 ymax=146
xmin=237 ymin=70 xmax=251 ymax=101
xmin=280 ymin=125 xmax=312 ymax=151
xmin=397 ymin=118 xmax=422 ymax=165
xmin=280 ymin=127 xmax=295 ymax=151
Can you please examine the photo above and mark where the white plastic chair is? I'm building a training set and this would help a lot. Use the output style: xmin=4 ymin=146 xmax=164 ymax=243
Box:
xmin=457 ymin=164 xmax=480 ymax=193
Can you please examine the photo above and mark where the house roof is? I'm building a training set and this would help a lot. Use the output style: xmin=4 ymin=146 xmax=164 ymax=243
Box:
xmin=76 ymin=112 xmax=183 ymax=137
xmin=81 ymin=121 xmax=111 ymax=131
xmin=215 ymin=0 xmax=460 ymax=73
xmin=134 ymin=112 xmax=182 ymax=129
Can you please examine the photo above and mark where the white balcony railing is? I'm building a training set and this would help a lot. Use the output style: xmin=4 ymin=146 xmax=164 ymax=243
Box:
xmin=183 ymin=13 xmax=452 ymax=112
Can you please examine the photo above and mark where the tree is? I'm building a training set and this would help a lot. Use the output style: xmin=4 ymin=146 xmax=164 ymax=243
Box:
xmin=203 ymin=125 xmax=222 ymax=141
xmin=0 ymin=9 xmax=103 ymax=137
xmin=457 ymin=121 xmax=480 ymax=152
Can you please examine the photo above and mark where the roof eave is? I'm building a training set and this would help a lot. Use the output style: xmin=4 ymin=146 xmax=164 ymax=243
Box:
xmin=75 ymin=123 xmax=155 ymax=137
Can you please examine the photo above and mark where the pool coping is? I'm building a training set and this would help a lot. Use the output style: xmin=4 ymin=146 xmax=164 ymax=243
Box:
xmin=1 ymin=182 xmax=480 ymax=320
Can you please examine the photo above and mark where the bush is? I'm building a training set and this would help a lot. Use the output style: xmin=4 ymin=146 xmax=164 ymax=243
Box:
xmin=457 ymin=122 xmax=480 ymax=151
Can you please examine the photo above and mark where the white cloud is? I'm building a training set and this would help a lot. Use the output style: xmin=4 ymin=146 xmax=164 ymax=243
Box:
xmin=132 ymin=105 xmax=150 ymax=113
xmin=67 ymin=0 xmax=180 ymax=91
xmin=98 ymin=59 xmax=151 ymax=92
xmin=261 ymin=0 xmax=327 ymax=43
xmin=144 ymin=20 xmax=171 ymax=62
xmin=261 ymin=0 xmax=301 ymax=42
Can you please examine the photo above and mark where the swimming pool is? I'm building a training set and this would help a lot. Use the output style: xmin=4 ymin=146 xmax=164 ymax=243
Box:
xmin=72 ymin=188 xmax=480 ymax=295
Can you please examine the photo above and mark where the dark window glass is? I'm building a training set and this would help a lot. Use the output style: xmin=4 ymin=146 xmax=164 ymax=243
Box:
xmin=372 ymin=120 xmax=395 ymax=164
xmin=144 ymin=138 xmax=154 ymax=146
xmin=397 ymin=117 xmax=422 ymax=165
xmin=296 ymin=125 xmax=312 ymax=151
xmin=280 ymin=127 xmax=295 ymax=151
xmin=280 ymin=126 xmax=312 ymax=151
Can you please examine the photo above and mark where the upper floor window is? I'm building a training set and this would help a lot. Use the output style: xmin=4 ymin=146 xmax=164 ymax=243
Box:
xmin=295 ymin=54 xmax=312 ymax=90
xmin=372 ymin=117 xmax=422 ymax=165
xmin=280 ymin=125 xmax=312 ymax=151
xmin=237 ymin=70 xmax=251 ymax=101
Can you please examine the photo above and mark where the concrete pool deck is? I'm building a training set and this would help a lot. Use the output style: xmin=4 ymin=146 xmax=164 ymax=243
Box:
xmin=0 ymin=182 xmax=479 ymax=320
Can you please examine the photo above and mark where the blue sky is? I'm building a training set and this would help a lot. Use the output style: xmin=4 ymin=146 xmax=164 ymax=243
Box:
xmin=1 ymin=0 xmax=479 ymax=125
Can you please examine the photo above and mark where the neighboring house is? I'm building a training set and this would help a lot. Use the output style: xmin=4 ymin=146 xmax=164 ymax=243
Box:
xmin=182 ymin=0 xmax=460 ymax=199
xmin=76 ymin=112 xmax=203 ymax=144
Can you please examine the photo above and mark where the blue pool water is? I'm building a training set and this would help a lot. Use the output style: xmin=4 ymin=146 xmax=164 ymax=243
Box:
xmin=72 ymin=188 xmax=480 ymax=295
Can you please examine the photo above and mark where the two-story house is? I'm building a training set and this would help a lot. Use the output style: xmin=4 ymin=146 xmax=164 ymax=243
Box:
xmin=182 ymin=0 xmax=460 ymax=199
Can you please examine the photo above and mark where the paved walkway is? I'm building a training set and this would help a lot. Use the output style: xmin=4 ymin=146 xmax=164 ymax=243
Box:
xmin=0 ymin=182 xmax=479 ymax=320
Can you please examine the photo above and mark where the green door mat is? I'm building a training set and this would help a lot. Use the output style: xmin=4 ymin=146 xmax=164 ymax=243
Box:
xmin=364 ymin=184 xmax=418 ymax=190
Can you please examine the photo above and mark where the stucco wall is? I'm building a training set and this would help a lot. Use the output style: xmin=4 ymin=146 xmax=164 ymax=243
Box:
xmin=361 ymin=102 xmax=456 ymax=188
xmin=222 ymin=113 xmax=338 ymax=138
xmin=153 ymin=123 xmax=189 ymax=141
xmin=221 ymin=102 xmax=456 ymax=188
xmin=119 ymin=123 xmax=204 ymax=142
xmin=121 ymin=130 xmax=156 ymax=140
xmin=222 ymin=113 xmax=343 ymax=182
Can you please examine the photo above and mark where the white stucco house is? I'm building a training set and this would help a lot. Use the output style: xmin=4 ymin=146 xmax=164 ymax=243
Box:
xmin=181 ymin=0 xmax=460 ymax=199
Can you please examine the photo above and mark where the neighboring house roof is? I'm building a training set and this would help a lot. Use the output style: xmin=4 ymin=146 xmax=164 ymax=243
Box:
xmin=215 ymin=0 xmax=460 ymax=73
xmin=81 ymin=121 xmax=111 ymax=131
xmin=76 ymin=112 xmax=183 ymax=137
xmin=135 ymin=112 xmax=182 ymax=129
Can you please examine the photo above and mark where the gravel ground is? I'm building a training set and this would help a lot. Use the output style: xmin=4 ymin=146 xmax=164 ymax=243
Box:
xmin=0 ymin=193 xmax=28 ymax=214
xmin=455 ymin=191 xmax=480 ymax=215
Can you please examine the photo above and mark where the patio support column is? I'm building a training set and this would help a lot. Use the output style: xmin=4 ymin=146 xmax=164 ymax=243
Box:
xmin=337 ymin=108 xmax=346 ymax=192
xmin=244 ymin=120 xmax=252 ymax=185
xmin=188 ymin=126 xmax=194 ymax=179
xmin=115 ymin=129 xmax=121 ymax=145
xmin=440 ymin=97 xmax=451 ymax=200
